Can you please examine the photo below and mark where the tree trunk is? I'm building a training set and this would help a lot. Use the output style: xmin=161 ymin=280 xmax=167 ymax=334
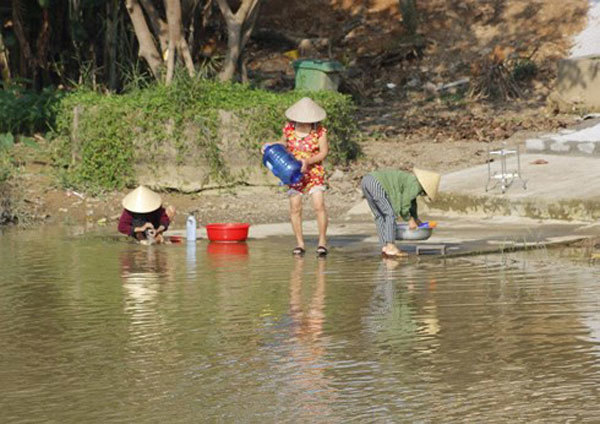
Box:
xmin=219 ymin=23 xmax=240 ymax=82
xmin=165 ymin=37 xmax=175 ymax=84
xmin=12 ymin=0 xmax=33 ymax=79
xmin=0 ymin=31 xmax=10 ymax=83
xmin=34 ymin=7 xmax=51 ymax=69
xmin=164 ymin=0 xmax=195 ymax=80
xmin=239 ymin=0 xmax=260 ymax=82
xmin=106 ymin=0 xmax=119 ymax=90
xmin=178 ymin=38 xmax=196 ymax=77
xmin=124 ymin=0 xmax=163 ymax=79
xmin=216 ymin=0 xmax=261 ymax=82
xmin=139 ymin=0 xmax=169 ymax=57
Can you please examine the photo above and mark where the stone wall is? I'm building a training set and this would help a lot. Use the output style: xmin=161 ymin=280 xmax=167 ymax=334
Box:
xmin=133 ymin=110 xmax=279 ymax=192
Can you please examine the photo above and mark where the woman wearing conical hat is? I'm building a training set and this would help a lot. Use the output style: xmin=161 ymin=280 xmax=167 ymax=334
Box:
xmin=262 ymin=97 xmax=329 ymax=256
xmin=361 ymin=168 xmax=441 ymax=257
xmin=117 ymin=185 xmax=176 ymax=244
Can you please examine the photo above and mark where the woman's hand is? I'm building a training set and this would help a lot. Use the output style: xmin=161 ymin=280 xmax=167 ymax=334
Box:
xmin=300 ymin=159 xmax=308 ymax=173
xmin=260 ymin=143 xmax=273 ymax=154
xmin=408 ymin=217 xmax=418 ymax=230
xmin=135 ymin=222 xmax=155 ymax=233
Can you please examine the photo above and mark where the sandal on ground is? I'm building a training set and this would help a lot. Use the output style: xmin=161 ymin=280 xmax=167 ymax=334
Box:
xmin=292 ymin=246 xmax=306 ymax=256
xmin=316 ymin=246 xmax=328 ymax=257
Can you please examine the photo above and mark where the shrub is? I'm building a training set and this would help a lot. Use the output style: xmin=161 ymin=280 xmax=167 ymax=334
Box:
xmin=511 ymin=59 xmax=538 ymax=82
xmin=0 ymin=133 xmax=15 ymax=184
xmin=53 ymin=78 xmax=360 ymax=192
xmin=0 ymin=84 xmax=64 ymax=134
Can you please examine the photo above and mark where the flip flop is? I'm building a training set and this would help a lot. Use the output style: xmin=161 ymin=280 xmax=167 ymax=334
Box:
xmin=316 ymin=246 xmax=328 ymax=257
xmin=292 ymin=246 xmax=306 ymax=256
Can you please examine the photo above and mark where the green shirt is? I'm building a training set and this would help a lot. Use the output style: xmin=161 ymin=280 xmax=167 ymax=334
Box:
xmin=370 ymin=169 xmax=424 ymax=220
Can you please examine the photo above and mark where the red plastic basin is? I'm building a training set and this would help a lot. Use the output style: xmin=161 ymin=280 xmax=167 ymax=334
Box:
xmin=205 ymin=223 xmax=250 ymax=242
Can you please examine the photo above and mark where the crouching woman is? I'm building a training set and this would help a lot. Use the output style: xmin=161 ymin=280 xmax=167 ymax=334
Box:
xmin=361 ymin=168 xmax=440 ymax=257
xmin=118 ymin=186 xmax=175 ymax=244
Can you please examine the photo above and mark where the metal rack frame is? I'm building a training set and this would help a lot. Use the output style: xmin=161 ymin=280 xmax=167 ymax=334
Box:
xmin=485 ymin=144 xmax=527 ymax=194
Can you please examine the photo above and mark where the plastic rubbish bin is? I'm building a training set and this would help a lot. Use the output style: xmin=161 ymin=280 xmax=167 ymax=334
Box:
xmin=293 ymin=59 xmax=344 ymax=91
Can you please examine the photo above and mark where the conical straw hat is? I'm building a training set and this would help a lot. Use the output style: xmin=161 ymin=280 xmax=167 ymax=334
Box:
xmin=413 ymin=168 xmax=441 ymax=201
xmin=122 ymin=186 xmax=162 ymax=213
xmin=285 ymin=97 xmax=327 ymax=123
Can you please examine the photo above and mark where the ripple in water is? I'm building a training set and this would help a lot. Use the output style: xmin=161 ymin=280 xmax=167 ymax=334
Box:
xmin=0 ymin=228 xmax=599 ymax=422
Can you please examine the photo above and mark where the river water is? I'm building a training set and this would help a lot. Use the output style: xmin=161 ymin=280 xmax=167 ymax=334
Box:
xmin=1 ymin=227 xmax=600 ymax=423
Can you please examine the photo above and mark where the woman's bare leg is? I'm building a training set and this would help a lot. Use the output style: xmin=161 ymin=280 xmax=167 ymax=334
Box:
xmin=289 ymin=194 xmax=304 ymax=249
xmin=311 ymin=191 xmax=328 ymax=247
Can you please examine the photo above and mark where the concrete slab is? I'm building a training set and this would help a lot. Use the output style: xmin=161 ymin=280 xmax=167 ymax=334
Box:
xmin=526 ymin=122 xmax=600 ymax=156
xmin=168 ymin=214 xmax=600 ymax=258
xmin=432 ymin=154 xmax=600 ymax=221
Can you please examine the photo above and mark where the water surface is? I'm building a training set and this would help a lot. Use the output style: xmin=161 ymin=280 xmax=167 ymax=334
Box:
xmin=1 ymin=227 xmax=600 ymax=422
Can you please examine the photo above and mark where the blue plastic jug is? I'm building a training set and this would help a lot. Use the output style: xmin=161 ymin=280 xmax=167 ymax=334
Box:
xmin=262 ymin=144 xmax=303 ymax=185
xmin=186 ymin=215 xmax=197 ymax=241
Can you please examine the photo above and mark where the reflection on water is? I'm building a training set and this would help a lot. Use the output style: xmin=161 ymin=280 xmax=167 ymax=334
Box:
xmin=285 ymin=258 xmax=336 ymax=420
xmin=1 ymin=227 xmax=600 ymax=422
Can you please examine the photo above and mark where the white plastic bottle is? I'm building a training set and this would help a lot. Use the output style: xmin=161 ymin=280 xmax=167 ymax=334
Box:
xmin=186 ymin=215 xmax=197 ymax=242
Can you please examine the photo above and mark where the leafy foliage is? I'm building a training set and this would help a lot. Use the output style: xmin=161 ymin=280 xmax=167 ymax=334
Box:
xmin=511 ymin=59 xmax=538 ymax=82
xmin=0 ymin=85 xmax=65 ymax=134
xmin=0 ymin=133 xmax=15 ymax=185
xmin=53 ymin=78 xmax=359 ymax=192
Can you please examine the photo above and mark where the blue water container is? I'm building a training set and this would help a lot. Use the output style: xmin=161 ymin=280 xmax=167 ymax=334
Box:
xmin=262 ymin=144 xmax=303 ymax=185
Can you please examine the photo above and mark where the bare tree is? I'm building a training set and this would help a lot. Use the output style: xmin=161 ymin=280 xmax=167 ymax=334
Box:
xmin=0 ymin=29 xmax=10 ymax=83
xmin=124 ymin=0 xmax=164 ymax=78
xmin=165 ymin=0 xmax=195 ymax=83
xmin=215 ymin=0 xmax=261 ymax=82
xmin=139 ymin=0 xmax=169 ymax=55
xmin=124 ymin=0 xmax=195 ymax=83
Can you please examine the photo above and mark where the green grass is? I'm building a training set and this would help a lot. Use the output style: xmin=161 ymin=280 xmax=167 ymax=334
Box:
xmin=52 ymin=77 xmax=360 ymax=192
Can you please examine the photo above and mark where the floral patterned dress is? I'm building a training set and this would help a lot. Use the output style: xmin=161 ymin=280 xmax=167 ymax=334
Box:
xmin=283 ymin=121 xmax=327 ymax=194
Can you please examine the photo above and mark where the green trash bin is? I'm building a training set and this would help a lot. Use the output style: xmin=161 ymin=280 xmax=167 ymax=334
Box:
xmin=293 ymin=59 xmax=344 ymax=91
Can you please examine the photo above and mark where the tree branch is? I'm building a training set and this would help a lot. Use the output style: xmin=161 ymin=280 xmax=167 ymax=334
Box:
xmin=139 ymin=0 xmax=169 ymax=56
xmin=215 ymin=0 xmax=233 ymax=21
xmin=241 ymin=0 xmax=261 ymax=48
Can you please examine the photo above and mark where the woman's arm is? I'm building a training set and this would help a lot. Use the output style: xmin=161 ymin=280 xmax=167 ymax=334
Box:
xmin=261 ymin=134 xmax=287 ymax=153
xmin=117 ymin=210 xmax=133 ymax=236
xmin=155 ymin=208 xmax=170 ymax=235
xmin=302 ymin=132 xmax=329 ymax=172
xmin=407 ymin=200 xmax=421 ymax=229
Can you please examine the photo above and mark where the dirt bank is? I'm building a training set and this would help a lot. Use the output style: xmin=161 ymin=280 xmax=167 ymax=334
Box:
xmin=8 ymin=111 xmax=578 ymax=231
xmin=3 ymin=0 xmax=589 ymax=229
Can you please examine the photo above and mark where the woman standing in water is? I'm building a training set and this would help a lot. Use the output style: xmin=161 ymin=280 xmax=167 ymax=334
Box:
xmin=263 ymin=97 xmax=329 ymax=257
